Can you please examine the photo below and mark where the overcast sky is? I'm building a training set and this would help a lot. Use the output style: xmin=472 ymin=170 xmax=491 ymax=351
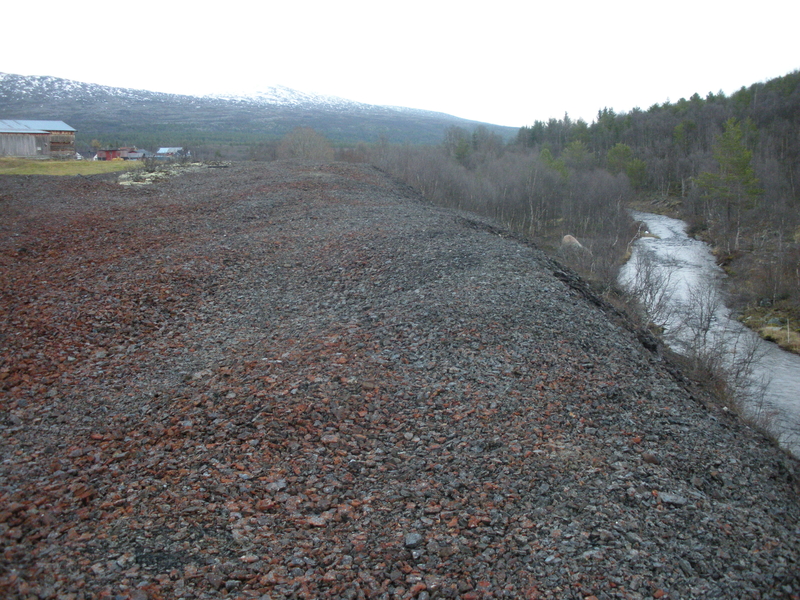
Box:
xmin=4 ymin=1 xmax=799 ymax=128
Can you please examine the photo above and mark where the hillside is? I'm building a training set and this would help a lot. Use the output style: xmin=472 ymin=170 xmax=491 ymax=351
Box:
xmin=0 ymin=73 xmax=516 ymax=149
xmin=1 ymin=162 xmax=798 ymax=599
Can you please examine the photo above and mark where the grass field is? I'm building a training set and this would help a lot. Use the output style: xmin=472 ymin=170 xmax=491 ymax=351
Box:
xmin=0 ymin=157 xmax=142 ymax=176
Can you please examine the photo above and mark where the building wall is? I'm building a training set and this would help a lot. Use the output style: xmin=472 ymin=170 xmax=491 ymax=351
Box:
xmin=0 ymin=133 xmax=39 ymax=156
xmin=49 ymin=133 xmax=75 ymax=156
xmin=0 ymin=132 xmax=75 ymax=157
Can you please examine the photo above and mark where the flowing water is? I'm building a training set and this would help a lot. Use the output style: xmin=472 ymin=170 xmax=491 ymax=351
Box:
xmin=619 ymin=210 xmax=800 ymax=457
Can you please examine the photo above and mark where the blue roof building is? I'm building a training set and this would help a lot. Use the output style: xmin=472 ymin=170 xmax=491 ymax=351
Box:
xmin=0 ymin=119 xmax=76 ymax=157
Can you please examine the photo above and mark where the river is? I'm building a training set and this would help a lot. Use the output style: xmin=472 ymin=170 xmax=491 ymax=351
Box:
xmin=619 ymin=211 xmax=800 ymax=457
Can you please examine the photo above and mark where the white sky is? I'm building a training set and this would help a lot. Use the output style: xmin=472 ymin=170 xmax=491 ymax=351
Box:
xmin=4 ymin=1 xmax=799 ymax=128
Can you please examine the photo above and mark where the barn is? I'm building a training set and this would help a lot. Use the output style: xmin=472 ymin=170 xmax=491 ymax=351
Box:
xmin=0 ymin=120 xmax=76 ymax=157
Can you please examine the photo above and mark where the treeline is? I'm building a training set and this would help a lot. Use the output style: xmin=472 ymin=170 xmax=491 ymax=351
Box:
xmin=363 ymin=127 xmax=635 ymax=289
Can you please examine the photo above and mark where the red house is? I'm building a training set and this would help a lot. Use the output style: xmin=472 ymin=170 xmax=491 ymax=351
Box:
xmin=95 ymin=147 xmax=144 ymax=160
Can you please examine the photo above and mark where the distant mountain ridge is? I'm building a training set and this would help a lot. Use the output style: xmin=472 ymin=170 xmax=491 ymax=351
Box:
xmin=0 ymin=72 xmax=516 ymax=149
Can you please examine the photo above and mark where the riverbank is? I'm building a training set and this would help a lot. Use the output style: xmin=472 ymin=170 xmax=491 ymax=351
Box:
xmin=2 ymin=162 xmax=799 ymax=599
xmin=626 ymin=195 xmax=800 ymax=357
xmin=737 ymin=302 xmax=800 ymax=354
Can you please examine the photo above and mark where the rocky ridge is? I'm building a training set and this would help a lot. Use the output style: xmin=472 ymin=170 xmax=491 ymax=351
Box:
xmin=0 ymin=162 xmax=798 ymax=599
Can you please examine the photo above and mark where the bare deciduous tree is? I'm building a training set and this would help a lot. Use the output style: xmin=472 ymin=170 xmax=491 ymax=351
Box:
xmin=621 ymin=248 xmax=678 ymax=331
xmin=277 ymin=127 xmax=334 ymax=161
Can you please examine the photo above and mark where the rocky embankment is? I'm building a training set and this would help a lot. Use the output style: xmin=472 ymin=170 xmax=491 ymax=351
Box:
xmin=1 ymin=162 xmax=798 ymax=600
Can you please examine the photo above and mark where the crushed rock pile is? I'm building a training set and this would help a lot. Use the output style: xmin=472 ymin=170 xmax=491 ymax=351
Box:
xmin=1 ymin=161 xmax=798 ymax=600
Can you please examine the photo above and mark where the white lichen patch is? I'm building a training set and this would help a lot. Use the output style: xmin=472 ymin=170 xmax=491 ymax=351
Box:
xmin=118 ymin=162 xmax=210 ymax=186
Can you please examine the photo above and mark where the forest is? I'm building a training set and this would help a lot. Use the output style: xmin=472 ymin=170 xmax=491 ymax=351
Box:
xmin=351 ymin=70 xmax=800 ymax=345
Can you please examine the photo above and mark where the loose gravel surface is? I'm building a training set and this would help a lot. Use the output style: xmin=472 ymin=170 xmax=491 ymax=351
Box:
xmin=1 ymin=161 xmax=799 ymax=600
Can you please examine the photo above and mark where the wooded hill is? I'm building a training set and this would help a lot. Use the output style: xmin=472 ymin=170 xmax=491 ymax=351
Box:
xmin=518 ymin=71 xmax=799 ymax=201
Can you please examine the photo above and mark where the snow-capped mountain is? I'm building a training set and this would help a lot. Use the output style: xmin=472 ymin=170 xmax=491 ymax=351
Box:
xmin=0 ymin=72 xmax=515 ymax=150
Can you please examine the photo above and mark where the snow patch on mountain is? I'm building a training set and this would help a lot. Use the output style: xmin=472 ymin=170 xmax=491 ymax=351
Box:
xmin=0 ymin=72 xmax=457 ymax=119
xmin=0 ymin=72 xmax=184 ymax=103
xmin=206 ymin=86 xmax=368 ymax=110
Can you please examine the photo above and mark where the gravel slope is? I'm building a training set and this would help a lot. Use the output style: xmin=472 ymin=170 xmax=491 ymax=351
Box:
xmin=1 ymin=161 xmax=798 ymax=600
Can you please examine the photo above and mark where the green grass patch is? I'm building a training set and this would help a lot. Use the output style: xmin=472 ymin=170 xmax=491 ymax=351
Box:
xmin=0 ymin=158 xmax=142 ymax=176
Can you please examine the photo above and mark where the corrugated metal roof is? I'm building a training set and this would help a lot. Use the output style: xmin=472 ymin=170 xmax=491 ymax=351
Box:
xmin=0 ymin=120 xmax=46 ymax=134
xmin=0 ymin=119 xmax=76 ymax=133
xmin=157 ymin=147 xmax=183 ymax=154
